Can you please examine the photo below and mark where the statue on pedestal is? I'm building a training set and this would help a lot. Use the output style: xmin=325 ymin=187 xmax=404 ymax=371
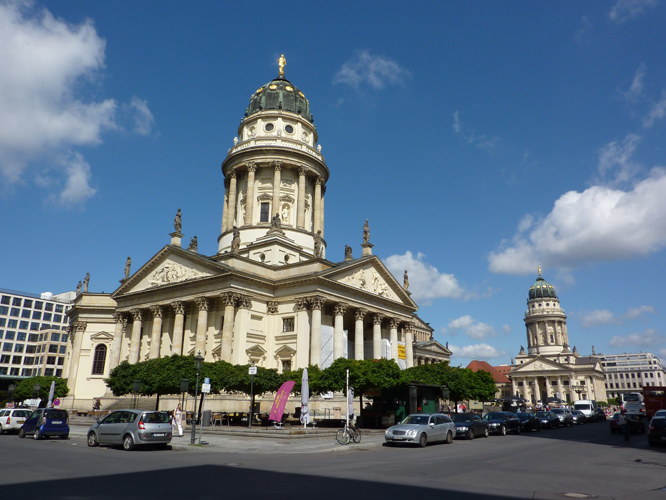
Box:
xmin=83 ymin=273 xmax=90 ymax=293
xmin=76 ymin=281 xmax=82 ymax=295
xmin=403 ymin=270 xmax=409 ymax=290
xmin=124 ymin=257 xmax=132 ymax=279
xmin=231 ymin=226 xmax=241 ymax=252
xmin=188 ymin=236 xmax=198 ymax=251
xmin=363 ymin=219 xmax=370 ymax=243
xmin=345 ymin=245 xmax=352 ymax=260
xmin=174 ymin=208 xmax=182 ymax=233
xmin=314 ymin=230 xmax=322 ymax=257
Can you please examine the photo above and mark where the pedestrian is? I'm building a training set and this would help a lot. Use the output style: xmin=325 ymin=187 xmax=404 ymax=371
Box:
xmin=619 ymin=409 xmax=630 ymax=442
xmin=173 ymin=403 xmax=183 ymax=437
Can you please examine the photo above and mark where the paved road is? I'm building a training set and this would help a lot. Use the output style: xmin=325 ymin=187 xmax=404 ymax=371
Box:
xmin=1 ymin=420 xmax=664 ymax=500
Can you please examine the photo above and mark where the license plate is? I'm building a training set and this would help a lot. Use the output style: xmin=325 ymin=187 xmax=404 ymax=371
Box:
xmin=51 ymin=421 xmax=62 ymax=424
xmin=153 ymin=433 xmax=166 ymax=437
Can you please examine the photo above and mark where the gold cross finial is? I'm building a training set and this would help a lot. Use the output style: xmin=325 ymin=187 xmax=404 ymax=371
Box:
xmin=278 ymin=54 xmax=286 ymax=76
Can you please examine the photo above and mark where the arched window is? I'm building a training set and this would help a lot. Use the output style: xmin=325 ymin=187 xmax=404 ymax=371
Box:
xmin=92 ymin=344 xmax=107 ymax=375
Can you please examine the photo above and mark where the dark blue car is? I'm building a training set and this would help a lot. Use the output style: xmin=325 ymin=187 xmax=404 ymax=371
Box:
xmin=483 ymin=411 xmax=521 ymax=435
xmin=19 ymin=408 xmax=69 ymax=440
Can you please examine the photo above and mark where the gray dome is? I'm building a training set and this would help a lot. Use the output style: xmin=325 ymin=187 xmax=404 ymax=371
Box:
xmin=245 ymin=75 xmax=313 ymax=122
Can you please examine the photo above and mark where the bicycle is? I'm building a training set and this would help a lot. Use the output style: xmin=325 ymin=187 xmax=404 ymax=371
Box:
xmin=336 ymin=421 xmax=361 ymax=445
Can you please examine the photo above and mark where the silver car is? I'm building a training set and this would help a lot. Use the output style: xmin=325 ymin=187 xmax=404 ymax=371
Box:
xmin=385 ymin=413 xmax=455 ymax=447
xmin=551 ymin=408 xmax=574 ymax=427
xmin=87 ymin=409 xmax=172 ymax=451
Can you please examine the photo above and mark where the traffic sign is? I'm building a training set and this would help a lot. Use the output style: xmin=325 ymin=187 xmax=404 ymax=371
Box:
xmin=249 ymin=366 xmax=257 ymax=375
xmin=53 ymin=398 xmax=61 ymax=407
xmin=201 ymin=383 xmax=211 ymax=394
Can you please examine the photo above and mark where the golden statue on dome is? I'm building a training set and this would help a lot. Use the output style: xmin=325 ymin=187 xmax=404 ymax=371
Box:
xmin=278 ymin=54 xmax=286 ymax=77
xmin=538 ymin=264 xmax=541 ymax=276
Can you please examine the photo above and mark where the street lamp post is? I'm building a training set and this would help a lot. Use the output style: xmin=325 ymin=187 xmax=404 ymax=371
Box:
xmin=572 ymin=383 xmax=584 ymax=400
xmin=190 ymin=351 xmax=204 ymax=445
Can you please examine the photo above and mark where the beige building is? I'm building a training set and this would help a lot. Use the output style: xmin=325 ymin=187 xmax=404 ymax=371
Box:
xmin=64 ymin=59 xmax=448 ymax=410
xmin=509 ymin=268 xmax=606 ymax=404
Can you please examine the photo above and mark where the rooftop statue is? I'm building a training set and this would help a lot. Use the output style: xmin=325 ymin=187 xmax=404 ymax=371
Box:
xmin=363 ymin=219 xmax=370 ymax=243
xmin=278 ymin=54 xmax=286 ymax=77
xmin=314 ymin=230 xmax=323 ymax=258
xmin=231 ymin=226 xmax=241 ymax=253
xmin=188 ymin=236 xmax=198 ymax=251
xmin=174 ymin=208 xmax=182 ymax=233
xmin=124 ymin=257 xmax=132 ymax=279
xmin=403 ymin=270 xmax=409 ymax=290
xmin=345 ymin=245 xmax=352 ymax=260
xmin=83 ymin=272 xmax=90 ymax=293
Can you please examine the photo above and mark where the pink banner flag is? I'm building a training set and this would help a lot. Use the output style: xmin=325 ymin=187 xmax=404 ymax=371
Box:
xmin=269 ymin=381 xmax=295 ymax=422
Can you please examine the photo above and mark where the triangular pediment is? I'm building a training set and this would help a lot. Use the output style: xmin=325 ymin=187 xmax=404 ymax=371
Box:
xmin=321 ymin=257 xmax=414 ymax=306
xmin=511 ymin=357 xmax=566 ymax=373
xmin=114 ymin=246 xmax=223 ymax=297
xmin=90 ymin=331 xmax=114 ymax=342
xmin=414 ymin=340 xmax=452 ymax=355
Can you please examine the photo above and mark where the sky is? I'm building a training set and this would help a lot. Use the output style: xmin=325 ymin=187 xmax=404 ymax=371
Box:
xmin=1 ymin=0 xmax=666 ymax=368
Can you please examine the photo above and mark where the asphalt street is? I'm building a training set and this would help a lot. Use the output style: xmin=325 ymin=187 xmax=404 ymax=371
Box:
xmin=1 ymin=420 xmax=664 ymax=500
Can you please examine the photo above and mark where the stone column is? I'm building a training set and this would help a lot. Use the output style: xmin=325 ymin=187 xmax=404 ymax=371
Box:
xmin=354 ymin=309 xmax=366 ymax=361
xmin=232 ymin=295 xmax=251 ymax=364
xmin=272 ymin=160 xmax=282 ymax=220
xmin=295 ymin=298 xmax=310 ymax=369
xmin=320 ymin=185 xmax=326 ymax=237
xmin=220 ymin=293 xmax=237 ymax=363
xmin=309 ymin=296 xmax=325 ymax=366
xmin=405 ymin=325 xmax=414 ymax=368
xmin=389 ymin=319 xmax=399 ymax=362
xmin=194 ymin=297 xmax=209 ymax=357
xmin=245 ymin=162 xmax=257 ymax=225
xmin=333 ymin=303 xmax=348 ymax=360
xmin=297 ymin=166 xmax=307 ymax=229
xmin=128 ymin=309 xmax=143 ymax=364
xmin=225 ymin=169 xmax=238 ymax=230
xmin=149 ymin=306 xmax=163 ymax=359
xmin=372 ymin=314 xmax=383 ymax=359
xmin=533 ymin=377 xmax=541 ymax=403
xmin=109 ymin=313 xmax=127 ymax=370
xmin=511 ymin=377 xmax=517 ymax=397
xmin=171 ymin=301 xmax=185 ymax=356
xmin=313 ymin=176 xmax=323 ymax=234
xmin=556 ymin=376 xmax=563 ymax=400
xmin=66 ymin=321 xmax=87 ymax=393
xmin=221 ymin=180 xmax=230 ymax=232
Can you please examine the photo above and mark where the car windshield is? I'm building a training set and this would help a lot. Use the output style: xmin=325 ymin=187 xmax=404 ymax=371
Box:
xmin=484 ymin=412 xmax=504 ymax=420
xmin=45 ymin=409 xmax=68 ymax=420
xmin=551 ymin=409 xmax=563 ymax=414
xmin=573 ymin=404 xmax=590 ymax=411
xmin=516 ymin=413 xmax=531 ymax=421
xmin=142 ymin=412 xmax=169 ymax=424
xmin=402 ymin=415 xmax=430 ymax=425
xmin=452 ymin=414 xmax=473 ymax=423
xmin=535 ymin=412 xmax=550 ymax=417
xmin=13 ymin=410 xmax=31 ymax=417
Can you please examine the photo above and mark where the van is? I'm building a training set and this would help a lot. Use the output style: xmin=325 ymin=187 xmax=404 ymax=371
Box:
xmin=573 ymin=400 xmax=598 ymax=422
xmin=19 ymin=408 xmax=69 ymax=439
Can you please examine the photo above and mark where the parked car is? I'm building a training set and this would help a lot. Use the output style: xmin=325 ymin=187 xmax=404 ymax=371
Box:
xmin=0 ymin=408 xmax=32 ymax=434
xmin=594 ymin=407 xmax=607 ymax=422
xmin=87 ymin=409 xmax=172 ymax=450
xmin=648 ymin=414 xmax=666 ymax=447
xmin=451 ymin=413 xmax=489 ymax=440
xmin=609 ymin=413 xmax=645 ymax=434
xmin=570 ymin=410 xmax=587 ymax=425
xmin=572 ymin=400 xmax=598 ymax=422
xmin=534 ymin=411 xmax=560 ymax=429
xmin=551 ymin=408 xmax=574 ymax=427
xmin=516 ymin=412 xmax=541 ymax=432
xmin=19 ymin=408 xmax=69 ymax=439
xmin=385 ymin=413 xmax=455 ymax=447
xmin=483 ymin=411 xmax=521 ymax=435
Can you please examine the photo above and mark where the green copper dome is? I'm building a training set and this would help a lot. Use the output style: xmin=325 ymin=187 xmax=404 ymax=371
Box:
xmin=528 ymin=273 xmax=557 ymax=300
xmin=244 ymin=75 xmax=313 ymax=123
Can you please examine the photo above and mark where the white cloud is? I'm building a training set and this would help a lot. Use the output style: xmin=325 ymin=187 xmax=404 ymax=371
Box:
xmin=609 ymin=0 xmax=659 ymax=23
xmin=488 ymin=136 xmax=666 ymax=275
xmin=447 ymin=315 xmax=507 ymax=340
xmin=608 ymin=328 xmax=665 ymax=348
xmin=643 ymin=90 xmax=666 ymax=128
xmin=333 ymin=50 xmax=411 ymax=90
xmin=0 ymin=2 xmax=152 ymax=205
xmin=451 ymin=110 xmax=500 ymax=152
xmin=448 ymin=343 xmax=507 ymax=360
xmin=580 ymin=309 xmax=616 ymax=327
xmin=385 ymin=251 xmax=464 ymax=303
xmin=127 ymin=97 xmax=154 ymax=136
xmin=625 ymin=305 xmax=656 ymax=319
xmin=623 ymin=64 xmax=646 ymax=103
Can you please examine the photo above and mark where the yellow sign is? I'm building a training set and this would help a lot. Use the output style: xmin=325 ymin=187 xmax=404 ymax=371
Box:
xmin=398 ymin=345 xmax=406 ymax=360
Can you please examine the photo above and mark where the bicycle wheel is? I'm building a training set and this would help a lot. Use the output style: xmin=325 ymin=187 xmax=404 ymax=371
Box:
xmin=336 ymin=428 xmax=350 ymax=445
xmin=352 ymin=427 xmax=362 ymax=443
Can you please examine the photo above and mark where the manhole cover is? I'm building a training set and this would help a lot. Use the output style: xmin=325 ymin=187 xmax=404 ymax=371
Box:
xmin=557 ymin=494 xmax=598 ymax=499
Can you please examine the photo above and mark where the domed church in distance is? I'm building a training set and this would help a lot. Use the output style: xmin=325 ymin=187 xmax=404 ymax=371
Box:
xmin=509 ymin=267 xmax=605 ymax=404
xmin=64 ymin=56 xmax=451 ymax=410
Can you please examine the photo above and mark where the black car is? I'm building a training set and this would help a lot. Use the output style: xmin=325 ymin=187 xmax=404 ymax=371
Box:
xmin=516 ymin=412 xmax=541 ymax=432
xmin=648 ymin=415 xmax=666 ymax=446
xmin=483 ymin=411 xmax=521 ymax=435
xmin=534 ymin=411 xmax=560 ymax=429
xmin=451 ymin=413 xmax=489 ymax=440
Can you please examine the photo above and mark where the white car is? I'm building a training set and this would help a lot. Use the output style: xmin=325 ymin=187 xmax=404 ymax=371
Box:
xmin=385 ymin=413 xmax=455 ymax=447
xmin=0 ymin=408 xmax=32 ymax=433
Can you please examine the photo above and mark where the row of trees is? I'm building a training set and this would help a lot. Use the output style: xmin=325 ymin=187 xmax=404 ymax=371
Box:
xmin=105 ymin=355 xmax=497 ymax=407
xmin=4 ymin=376 xmax=70 ymax=406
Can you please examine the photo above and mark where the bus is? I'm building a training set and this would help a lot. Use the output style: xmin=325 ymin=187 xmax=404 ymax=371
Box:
xmin=643 ymin=386 xmax=666 ymax=418
xmin=621 ymin=392 xmax=644 ymax=416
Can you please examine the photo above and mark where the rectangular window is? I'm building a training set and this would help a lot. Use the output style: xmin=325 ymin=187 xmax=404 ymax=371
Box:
xmin=14 ymin=344 xmax=24 ymax=353
xmin=44 ymin=368 xmax=54 ymax=376
xmin=10 ymin=308 xmax=20 ymax=317
xmin=282 ymin=317 xmax=295 ymax=332
xmin=61 ymin=334 xmax=68 ymax=343
xmin=260 ymin=202 xmax=270 ymax=222
xmin=3 ymin=343 xmax=12 ymax=352
xmin=49 ymin=345 xmax=58 ymax=353
xmin=59 ymin=345 xmax=66 ymax=354
xmin=51 ymin=333 xmax=60 ymax=342
xmin=17 ymin=332 xmax=26 ymax=341
xmin=45 ymin=303 xmax=53 ymax=312
xmin=0 ymin=355 xmax=10 ymax=363
xmin=23 ymin=299 xmax=32 ymax=308
xmin=34 ymin=301 xmax=43 ymax=310
xmin=21 ymin=368 xmax=32 ymax=377
xmin=19 ymin=321 xmax=28 ymax=329
xmin=12 ymin=355 xmax=22 ymax=364
xmin=0 ymin=330 xmax=3 ymax=339
xmin=0 ymin=367 xmax=7 ymax=375
xmin=41 ymin=324 xmax=51 ymax=330
xmin=55 ymin=305 xmax=63 ymax=313
xmin=1 ymin=296 xmax=10 ymax=305
xmin=8 ymin=319 xmax=17 ymax=329
xmin=0 ymin=306 xmax=8 ymax=315
xmin=24 ymin=357 xmax=33 ymax=365
xmin=10 ymin=368 xmax=19 ymax=376
xmin=47 ymin=356 xmax=56 ymax=365
xmin=12 ymin=297 xmax=22 ymax=306
xmin=57 ymin=357 xmax=64 ymax=366
xmin=26 ymin=345 xmax=36 ymax=353
xmin=5 ymin=331 xmax=14 ymax=340
xmin=30 ymin=322 xmax=39 ymax=331
xmin=28 ymin=334 xmax=38 ymax=342
xmin=0 ymin=318 xmax=5 ymax=327
xmin=53 ymin=315 xmax=62 ymax=323
xmin=32 ymin=311 xmax=42 ymax=320
xmin=21 ymin=309 xmax=31 ymax=318
xmin=43 ymin=313 xmax=52 ymax=321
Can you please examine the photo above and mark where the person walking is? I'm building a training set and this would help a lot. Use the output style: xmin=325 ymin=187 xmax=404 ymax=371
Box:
xmin=619 ymin=409 xmax=630 ymax=442
xmin=173 ymin=403 xmax=183 ymax=437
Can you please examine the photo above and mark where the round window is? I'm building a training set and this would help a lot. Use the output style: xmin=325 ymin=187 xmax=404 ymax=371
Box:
xmin=265 ymin=123 xmax=274 ymax=131
xmin=285 ymin=125 xmax=294 ymax=134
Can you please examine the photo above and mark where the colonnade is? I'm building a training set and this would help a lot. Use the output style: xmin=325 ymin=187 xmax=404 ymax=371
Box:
xmin=511 ymin=374 xmax=598 ymax=403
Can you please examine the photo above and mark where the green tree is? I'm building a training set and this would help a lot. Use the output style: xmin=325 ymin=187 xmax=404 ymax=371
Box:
xmin=468 ymin=370 xmax=498 ymax=402
xmin=13 ymin=376 xmax=69 ymax=406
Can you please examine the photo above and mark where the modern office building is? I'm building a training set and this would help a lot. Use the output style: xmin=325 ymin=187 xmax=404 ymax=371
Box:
xmin=598 ymin=352 xmax=666 ymax=399
xmin=0 ymin=288 xmax=74 ymax=379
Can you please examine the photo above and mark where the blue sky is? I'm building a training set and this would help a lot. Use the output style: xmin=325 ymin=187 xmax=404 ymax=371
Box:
xmin=2 ymin=0 xmax=666 ymax=368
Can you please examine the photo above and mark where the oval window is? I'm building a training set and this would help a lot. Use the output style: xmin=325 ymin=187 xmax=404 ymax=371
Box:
xmin=265 ymin=123 xmax=274 ymax=131
xmin=285 ymin=125 xmax=294 ymax=134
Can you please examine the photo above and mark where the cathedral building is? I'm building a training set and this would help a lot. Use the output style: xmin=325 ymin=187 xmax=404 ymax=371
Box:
xmin=64 ymin=58 xmax=449 ymax=409
xmin=509 ymin=268 xmax=605 ymax=404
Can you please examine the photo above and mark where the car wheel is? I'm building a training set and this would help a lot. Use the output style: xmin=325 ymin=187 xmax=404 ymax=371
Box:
xmin=418 ymin=433 xmax=427 ymax=448
xmin=122 ymin=434 xmax=135 ymax=451
xmin=60 ymin=434 xmax=69 ymax=440
xmin=18 ymin=428 xmax=25 ymax=438
xmin=34 ymin=429 xmax=42 ymax=440
xmin=500 ymin=425 xmax=506 ymax=436
xmin=87 ymin=432 xmax=99 ymax=447
xmin=445 ymin=431 xmax=453 ymax=444
xmin=467 ymin=429 xmax=474 ymax=440
xmin=484 ymin=427 xmax=489 ymax=438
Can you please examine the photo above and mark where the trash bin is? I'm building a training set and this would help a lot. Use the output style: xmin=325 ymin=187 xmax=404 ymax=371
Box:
xmin=202 ymin=409 xmax=212 ymax=427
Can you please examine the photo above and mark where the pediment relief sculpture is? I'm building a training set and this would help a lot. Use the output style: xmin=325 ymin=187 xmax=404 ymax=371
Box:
xmin=341 ymin=267 xmax=397 ymax=300
xmin=133 ymin=260 xmax=212 ymax=291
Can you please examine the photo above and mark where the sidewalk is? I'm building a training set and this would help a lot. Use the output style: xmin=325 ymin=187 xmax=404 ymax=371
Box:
xmin=69 ymin=423 xmax=386 ymax=454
